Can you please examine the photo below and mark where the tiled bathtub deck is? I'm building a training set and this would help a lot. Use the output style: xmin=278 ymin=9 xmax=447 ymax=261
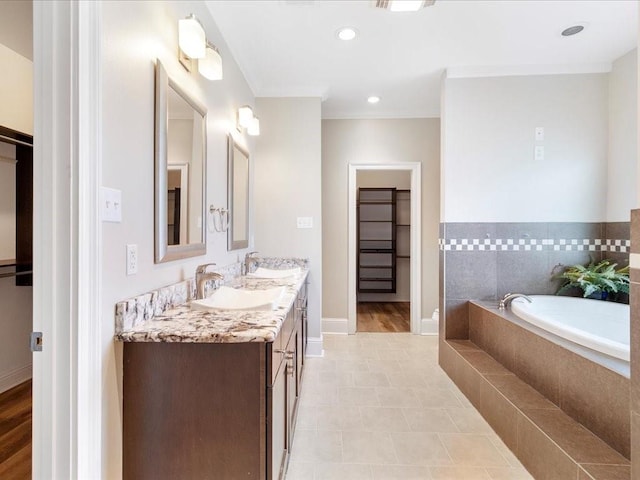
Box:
xmin=286 ymin=334 xmax=533 ymax=480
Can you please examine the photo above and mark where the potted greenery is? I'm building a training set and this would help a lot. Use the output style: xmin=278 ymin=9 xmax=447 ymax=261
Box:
xmin=555 ymin=259 xmax=629 ymax=300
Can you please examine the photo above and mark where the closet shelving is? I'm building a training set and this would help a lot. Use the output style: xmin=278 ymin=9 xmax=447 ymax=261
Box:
xmin=357 ymin=188 xmax=397 ymax=293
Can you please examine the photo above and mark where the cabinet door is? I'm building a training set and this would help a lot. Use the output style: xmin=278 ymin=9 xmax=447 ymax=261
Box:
xmin=285 ymin=331 xmax=299 ymax=451
xmin=269 ymin=364 xmax=287 ymax=480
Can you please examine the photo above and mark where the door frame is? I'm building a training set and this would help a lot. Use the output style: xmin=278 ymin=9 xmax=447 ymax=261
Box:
xmin=32 ymin=1 xmax=102 ymax=478
xmin=347 ymin=163 xmax=422 ymax=335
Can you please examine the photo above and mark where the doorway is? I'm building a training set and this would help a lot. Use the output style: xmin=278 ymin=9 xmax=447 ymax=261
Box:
xmin=347 ymin=163 xmax=421 ymax=335
xmin=0 ymin=129 xmax=34 ymax=478
xmin=356 ymin=172 xmax=411 ymax=332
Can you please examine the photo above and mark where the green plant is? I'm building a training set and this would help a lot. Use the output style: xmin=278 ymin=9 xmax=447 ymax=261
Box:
xmin=555 ymin=259 xmax=629 ymax=298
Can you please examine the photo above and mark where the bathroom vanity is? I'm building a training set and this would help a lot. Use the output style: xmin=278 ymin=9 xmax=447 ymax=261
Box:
xmin=116 ymin=266 xmax=308 ymax=480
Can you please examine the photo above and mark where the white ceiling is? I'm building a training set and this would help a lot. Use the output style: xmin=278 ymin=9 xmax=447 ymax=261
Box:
xmin=0 ymin=0 xmax=32 ymax=60
xmin=206 ymin=0 xmax=638 ymax=119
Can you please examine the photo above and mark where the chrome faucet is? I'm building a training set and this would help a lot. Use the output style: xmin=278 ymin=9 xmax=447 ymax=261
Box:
xmin=244 ymin=251 xmax=259 ymax=275
xmin=499 ymin=293 xmax=533 ymax=310
xmin=195 ymin=263 xmax=223 ymax=300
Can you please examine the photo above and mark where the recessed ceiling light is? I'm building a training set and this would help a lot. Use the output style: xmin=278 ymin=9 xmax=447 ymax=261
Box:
xmin=561 ymin=25 xmax=585 ymax=37
xmin=337 ymin=27 xmax=358 ymax=41
xmin=367 ymin=96 xmax=380 ymax=104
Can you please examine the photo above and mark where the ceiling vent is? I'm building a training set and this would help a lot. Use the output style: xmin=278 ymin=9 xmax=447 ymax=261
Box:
xmin=375 ymin=0 xmax=435 ymax=11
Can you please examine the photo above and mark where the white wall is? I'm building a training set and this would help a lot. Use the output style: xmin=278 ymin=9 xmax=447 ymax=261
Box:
xmin=101 ymin=1 xmax=255 ymax=476
xmin=356 ymin=170 xmax=411 ymax=302
xmin=0 ymin=43 xmax=32 ymax=135
xmin=608 ymin=49 xmax=638 ymax=221
xmin=441 ymin=73 xmax=609 ymax=222
xmin=322 ymin=118 xmax=440 ymax=321
xmin=253 ymin=97 xmax=323 ymax=340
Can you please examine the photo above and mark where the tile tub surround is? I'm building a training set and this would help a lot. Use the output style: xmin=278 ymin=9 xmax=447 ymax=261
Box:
xmin=467 ymin=302 xmax=630 ymax=459
xmin=440 ymin=222 xmax=630 ymax=340
xmin=114 ymin=261 xmax=308 ymax=343
xmin=440 ymin=339 xmax=630 ymax=480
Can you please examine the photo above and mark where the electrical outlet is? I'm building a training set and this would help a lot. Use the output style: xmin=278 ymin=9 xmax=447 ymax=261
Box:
xmin=126 ymin=244 xmax=138 ymax=275
xmin=535 ymin=127 xmax=545 ymax=142
xmin=296 ymin=217 xmax=313 ymax=229
xmin=534 ymin=145 xmax=545 ymax=161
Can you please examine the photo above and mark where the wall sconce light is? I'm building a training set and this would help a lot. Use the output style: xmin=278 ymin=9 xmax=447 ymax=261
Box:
xmin=236 ymin=106 xmax=260 ymax=136
xmin=198 ymin=42 xmax=223 ymax=80
xmin=247 ymin=116 xmax=260 ymax=136
xmin=237 ymin=106 xmax=254 ymax=129
xmin=178 ymin=14 xmax=223 ymax=81
xmin=179 ymin=14 xmax=206 ymax=59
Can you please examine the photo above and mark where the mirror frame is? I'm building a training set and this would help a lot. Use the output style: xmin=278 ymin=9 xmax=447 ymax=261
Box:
xmin=227 ymin=135 xmax=250 ymax=251
xmin=154 ymin=60 xmax=207 ymax=263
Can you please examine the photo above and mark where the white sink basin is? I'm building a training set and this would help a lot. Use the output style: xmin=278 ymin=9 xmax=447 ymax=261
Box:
xmin=191 ymin=286 xmax=286 ymax=311
xmin=248 ymin=267 xmax=301 ymax=279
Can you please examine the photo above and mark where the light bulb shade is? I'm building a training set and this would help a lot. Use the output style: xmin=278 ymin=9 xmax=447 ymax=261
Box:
xmin=179 ymin=15 xmax=206 ymax=59
xmin=238 ymin=106 xmax=254 ymax=128
xmin=199 ymin=43 xmax=223 ymax=80
xmin=247 ymin=116 xmax=260 ymax=136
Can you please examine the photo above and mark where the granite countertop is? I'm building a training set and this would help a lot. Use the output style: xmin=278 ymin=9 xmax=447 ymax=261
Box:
xmin=115 ymin=270 xmax=308 ymax=344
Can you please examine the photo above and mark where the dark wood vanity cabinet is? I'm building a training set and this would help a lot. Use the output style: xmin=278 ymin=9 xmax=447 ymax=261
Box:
xmin=123 ymin=283 xmax=308 ymax=480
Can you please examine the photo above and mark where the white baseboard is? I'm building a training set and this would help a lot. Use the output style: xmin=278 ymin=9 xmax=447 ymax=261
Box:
xmin=306 ymin=335 xmax=324 ymax=357
xmin=421 ymin=317 xmax=439 ymax=336
xmin=322 ymin=317 xmax=348 ymax=334
xmin=0 ymin=364 xmax=32 ymax=394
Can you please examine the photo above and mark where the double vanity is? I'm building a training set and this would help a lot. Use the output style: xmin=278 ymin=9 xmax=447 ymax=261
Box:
xmin=115 ymin=259 xmax=308 ymax=480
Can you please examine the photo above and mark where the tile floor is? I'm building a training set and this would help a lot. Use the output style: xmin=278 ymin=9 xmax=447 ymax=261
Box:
xmin=286 ymin=333 xmax=534 ymax=480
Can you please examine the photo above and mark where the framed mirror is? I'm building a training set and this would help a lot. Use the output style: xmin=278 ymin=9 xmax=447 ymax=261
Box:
xmin=155 ymin=60 xmax=207 ymax=263
xmin=227 ymin=135 xmax=249 ymax=250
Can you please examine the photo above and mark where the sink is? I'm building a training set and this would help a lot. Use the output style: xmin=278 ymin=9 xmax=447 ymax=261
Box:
xmin=191 ymin=286 xmax=286 ymax=311
xmin=248 ymin=267 xmax=301 ymax=279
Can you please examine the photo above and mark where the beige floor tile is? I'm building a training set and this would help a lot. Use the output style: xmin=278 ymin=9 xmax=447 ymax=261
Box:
xmin=295 ymin=404 xmax=318 ymax=430
xmin=353 ymin=371 xmax=391 ymax=387
xmin=313 ymin=370 xmax=355 ymax=387
xmin=413 ymin=388 xmax=465 ymax=408
xmin=315 ymin=463 xmax=373 ymax=480
xmin=370 ymin=464 xmax=431 ymax=479
xmin=402 ymin=408 xmax=460 ymax=433
xmin=488 ymin=437 xmax=525 ymax=468
xmin=485 ymin=466 xmax=535 ymax=479
xmin=376 ymin=387 xmax=423 ymax=408
xmin=359 ymin=406 xmax=412 ymax=432
xmin=445 ymin=407 xmax=495 ymax=434
xmin=300 ymin=384 xmax=338 ymax=406
xmin=290 ymin=430 xmax=343 ymax=463
xmin=338 ymin=386 xmax=381 ymax=406
xmin=338 ymin=359 xmax=372 ymax=372
xmin=439 ymin=434 xmax=510 ymax=467
xmin=429 ymin=465 xmax=491 ymax=479
xmin=342 ymin=431 xmax=399 ymax=464
xmin=316 ymin=405 xmax=364 ymax=431
xmin=285 ymin=461 xmax=315 ymax=480
xmin=367 ymin=358 xmax=403 ymax=373
xmin=390 ymin=431 xmax=453 ymax=466
xmin=386 ymin=371 xmax=429 ymax=388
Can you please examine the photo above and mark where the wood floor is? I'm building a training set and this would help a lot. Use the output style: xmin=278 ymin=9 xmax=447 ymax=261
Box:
xmin=357 ymin=302 xmax=410 ymax=332
xmin=0 ymin=380 xmax=31 ymax=479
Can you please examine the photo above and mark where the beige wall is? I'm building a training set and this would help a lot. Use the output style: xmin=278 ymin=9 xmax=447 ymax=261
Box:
xmin=357 ymin=170 xmax=411 ymax=302
xmin=0 ymin=43 xmax=32 ymax=135
xmin=254 ymin=97 xmax=323 ymax=339
xmin=322 ymin=118 xmax=440 ymax=321
xmin=101 ymin=1 xmax=255 ymax=476
xmin=608 ymin=48 xmax=638 ymax=222
xmin=441 ymin=73 xmax=609 ymax=222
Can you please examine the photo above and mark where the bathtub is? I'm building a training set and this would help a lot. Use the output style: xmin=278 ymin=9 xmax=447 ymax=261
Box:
xmin=510 ymin=295 xmax=630 ymax=362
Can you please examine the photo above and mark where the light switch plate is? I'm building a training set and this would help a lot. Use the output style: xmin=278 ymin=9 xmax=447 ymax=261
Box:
xmin=101 ymin=187 xmax=122 ymax=222
xmin=534 ymin=145 xmax=545 ymax=161
xmin=296 ymin=217 xmax=313 ymax=229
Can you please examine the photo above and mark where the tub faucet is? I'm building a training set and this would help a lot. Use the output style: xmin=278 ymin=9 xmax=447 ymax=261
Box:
xmin=244 ymin=251 xmax=259 ymax=275
xmin=195 ymin=263 xmax=223 ymax=300
xmin=499 ymin=293 xmax=533 ymax=310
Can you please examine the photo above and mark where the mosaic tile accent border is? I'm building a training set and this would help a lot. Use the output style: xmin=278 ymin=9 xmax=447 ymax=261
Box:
xmin=439 ymin=238 xmax=630 ymax=253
